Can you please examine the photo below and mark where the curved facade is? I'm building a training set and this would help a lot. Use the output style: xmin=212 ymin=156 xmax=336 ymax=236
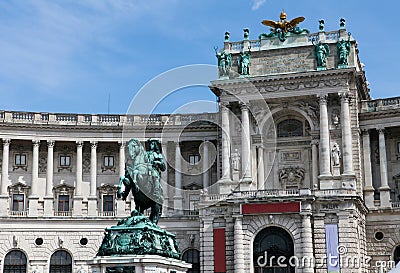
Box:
xmin=0 ymin=19 xmax=400 ymax=273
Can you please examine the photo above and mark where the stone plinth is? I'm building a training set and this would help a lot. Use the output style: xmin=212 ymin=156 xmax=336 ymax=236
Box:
xmin=90 ymin=255 xmax=191 ymax=273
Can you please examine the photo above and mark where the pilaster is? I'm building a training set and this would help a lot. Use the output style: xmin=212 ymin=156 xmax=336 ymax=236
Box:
xmin=73 ymin=140 xmax=84 ymax=216
xmin=88 ymin=141 xmax=98 ymax=216
xmin=0 ymin=138 xmax=11 ymax=216
xmin=44 ymin=140 xmax=55 ymax=216
xmin=28 ymin=139 xmax=40 ymax=217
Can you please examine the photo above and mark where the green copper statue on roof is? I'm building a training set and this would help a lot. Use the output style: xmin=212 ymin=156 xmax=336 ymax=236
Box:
xmin=337 ymin=32 xmax=351 ymax=68
xmin=313 ymin=39 xmax=330 ymax=70
xmin=214 ymin=47 xmax=232 ymax=78
xmin=259 ymin=11 xmax=309 ymax=42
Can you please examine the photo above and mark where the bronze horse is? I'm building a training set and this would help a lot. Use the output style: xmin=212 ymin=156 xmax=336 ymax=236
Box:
xmin=117 ymin=139 xmax=164 ymax=224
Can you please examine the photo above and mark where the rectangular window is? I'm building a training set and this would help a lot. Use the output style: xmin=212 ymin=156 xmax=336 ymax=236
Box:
xmin=15 ymin=154 xmax=26 ymax=166
xmin=58 ymin=195 xmax=70 ymax=211
xmin=189 ymin=154 xmax=200 ymax=165
xmin=12 ymin=194 xmax=24 ymax=211
xmin=397 ymin=142 xmax=400 ymax=154
xmin=104 ymin=156 xmax=114 ymax=167
xmin=60 ymin=155 xmax=71 ymax=167
xmin=103 ymin=195 xmax=114 ymax=212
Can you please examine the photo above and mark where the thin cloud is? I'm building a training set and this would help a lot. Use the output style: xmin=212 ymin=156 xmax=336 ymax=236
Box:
xmin=251 ymin=0 xmax=266 ymax=10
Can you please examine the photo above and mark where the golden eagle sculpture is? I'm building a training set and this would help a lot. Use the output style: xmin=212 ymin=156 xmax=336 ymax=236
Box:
xmin=259 ymin=11 xmax=309 ymax=42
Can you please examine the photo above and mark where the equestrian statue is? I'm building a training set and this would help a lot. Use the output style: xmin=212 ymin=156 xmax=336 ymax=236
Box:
xmin=117 ymin=138 xmax=166 ymax=224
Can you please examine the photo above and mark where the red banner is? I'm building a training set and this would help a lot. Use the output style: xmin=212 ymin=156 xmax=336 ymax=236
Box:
xmin=242 ymin=202 xmax=300 ymax=214
xmin=213 ymin=228 xmax=226 ymax=273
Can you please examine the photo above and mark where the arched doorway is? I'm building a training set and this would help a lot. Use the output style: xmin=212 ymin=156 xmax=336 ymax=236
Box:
xmin=182 ymin=248 xmax=200 ymax=273
xmin=394 ymin=245 xmax=400 ymax=265
xmin=253 ymin=226 xmax=295 ymax=273
xmin=49 ymin=250 xmax=72 ymax=273
xmin=3 ymin=250 xmax=27 ymax=273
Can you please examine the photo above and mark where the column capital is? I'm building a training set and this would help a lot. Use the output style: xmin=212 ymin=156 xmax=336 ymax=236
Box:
xmin=317 ymin=94 xmax=328 ymax=104
xmin=90 ymin=141 xmax=98 ymax=149
xmin=76 ymin=140 xmax=84 ymax=147
xmin=219 ymin=101 xmax=230 ymax=108
xmin=239 ymin=101 xmax=250 ymax=110
xmin=118 ymin=141 xmax=126 ymax=148
xmin=2 ymin=138 xmax=11 ymax=146
xmin=338 ymin=91 xmax=351 ymax=102
xmin=361 ymin=129 xmax=370 ymax=136
xmin=311 ymin=139 xmax=319 ymax=146
xmin=32 ymin=139 xmax=40 ymax=147
xmin=47 ymin=140 xmax=55 ymax=148
xmin=377 ymin=127 xmax=385 ymax=134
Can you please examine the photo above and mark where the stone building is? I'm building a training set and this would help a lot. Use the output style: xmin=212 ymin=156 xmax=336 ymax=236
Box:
xmin=1 ymin=14 xmax=400 ymax=273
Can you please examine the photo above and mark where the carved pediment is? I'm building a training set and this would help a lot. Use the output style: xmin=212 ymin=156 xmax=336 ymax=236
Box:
xmin=8 ymin=182 xmax=31 ymax=194
xmin=53 ymin=183 xmax=75 ymax=195
xmin=98 ymin=184 xmax=117 ymax=196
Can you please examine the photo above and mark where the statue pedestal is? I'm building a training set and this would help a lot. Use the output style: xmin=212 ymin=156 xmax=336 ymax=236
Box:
xmin=90 ymin=255 xmax=191 ymax=273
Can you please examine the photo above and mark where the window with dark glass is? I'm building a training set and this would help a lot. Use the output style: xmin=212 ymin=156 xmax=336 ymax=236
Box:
xmin=15 ymin=154 xmax=26 ymax=166
xmin=253 ymin=226 xmax=295 ymax=273
xmin=12 ymin=194 xmax=24 ymax=211
xmin=60 ymin=156 xmax=71 ymax=167
xmin=3 ymin=250 xmax=27 ymax=273
xmin=49 ymin=250 xmax=72 ymax=273
xmin=395 ymin=245 xmax=400 ymax=265
xmin=182 ymin=249 xmax=200 ymax=273
xmin=58 ymin=195 xmax=70 ymax=212
xmin=103 ymin=195 xmax=114 ymax=212
xmin=277 ymin=119 xmax=303 ymax=137
xmin=104 ymin=156 xmax=114 ymax=167
xmin=189 ymin=155 xmax=200 ymax=165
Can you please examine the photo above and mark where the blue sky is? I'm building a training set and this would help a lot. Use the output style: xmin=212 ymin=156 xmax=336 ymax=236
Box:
xmin=0 ymin=0 xmax=398 ymax=114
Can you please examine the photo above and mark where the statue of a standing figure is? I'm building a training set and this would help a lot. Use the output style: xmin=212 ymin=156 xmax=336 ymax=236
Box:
xmin=232 ymin=149 xmax=241 ymax=171
xmin=313 ymin=39 xmax=330 ymax=69
xmin=214 ymin=47 xmax=232 ymax=78
xmin=117 ymin=138 xmax=166 ymax=224
xmin=332 ymin=143 xmax=341 ymax=166
xmin=337 ymin=32 xmax=351 ymax=68
xmin=238 ymin=48 xmax=251 ymax=76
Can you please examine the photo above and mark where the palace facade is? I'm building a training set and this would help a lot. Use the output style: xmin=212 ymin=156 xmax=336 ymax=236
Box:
xmin=1 ymin=15 xmax=400 ymax=273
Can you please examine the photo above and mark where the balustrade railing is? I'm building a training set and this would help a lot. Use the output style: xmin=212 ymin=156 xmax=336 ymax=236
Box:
xmin=361 ymin=97 xmax=400 ymax=113
xmin=54 ymin=211 xmax=72 ymax=216
xmin=9 ymin=210 xmax=28 ymax=217
xmin=98 ymin=211 xmax=116 ymax=217
xmin=0 ymin=110 xmax=218 ymax=127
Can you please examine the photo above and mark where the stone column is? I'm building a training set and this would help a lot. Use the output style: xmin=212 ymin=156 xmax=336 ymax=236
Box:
xmin=311 ymin=139 xmax=319 ymax=189
xmin=234 ymin=215 xmax=245 ymax=273
xmin=118 ymin=141 xmax=125 ymax=177
xmin=202 ymin=140 xmax=210 ymax=189
xmin=339 ymin=92 xmax=355 ymax=176
xmin=44 ymin=140 xmax=55 ymax=216
xmin=174 ymin=141 xmax=183 ymax=212
xmin=240 ymin=103 xmax=252 ymax=182
xmin=73 ymin=141 xmax=83 ymax=216
xmin=28 ymin=140 xmax=40 ymax=216
xmin=362 ymin=130 xmax=375 ymax=208
xmin=0 ymin=139 xmax=10 ymax=195
xmin=257 ymin=146 xmax=265 ymax=190
xmin=220 ymin=103 xmax=231 ymax=181
xmin=200 ymin=217 xmax=214 ymax=273
xmin=301 ymin=203 xmax=314 ymax=273
xmin=116 ymin=141 xmax=126 ymax=217
xmin=378 ymin=128 xmax=391 ymax=208
xmin=161 ymin=141 xmax=169 ymax=216
xmin=0 ymin=139 xmax=10 ymax=216
xmin=88 ymin=141 xmax=98 ymax=216
xmin=318 ymin=94 xmax=332 ymax=177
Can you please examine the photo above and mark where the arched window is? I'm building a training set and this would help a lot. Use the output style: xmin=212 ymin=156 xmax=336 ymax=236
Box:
xmin=277 ymin=119 xmax=303 ymax=137
xmin=49 ymin=250 xmax=72 ymax=273
xmin=182 ymin=249 xmax=200 ymax=273
xmin=3 ymin=250 xmax=27 ymax=273
xmin=394 ymin=245 xmax=400 ymax=265
xmin=253 ymin=226 xmax=294 ymax=273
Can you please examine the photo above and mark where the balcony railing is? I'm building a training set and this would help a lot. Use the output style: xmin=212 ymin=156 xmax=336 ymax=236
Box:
xmin=98 ymin=211 xmax=116 ymax=217
xmin=183 ymin=210 xmax=199 ymax=216
xmin=361 ymin=97 xmax=400 ymax=113
xmin=54 ymin=211 xmax=72 ymax=217
xmin=392 ymin=202 xmax=400 ymax=209
xmin=9 ymin=210 xmax=28 ymax=217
